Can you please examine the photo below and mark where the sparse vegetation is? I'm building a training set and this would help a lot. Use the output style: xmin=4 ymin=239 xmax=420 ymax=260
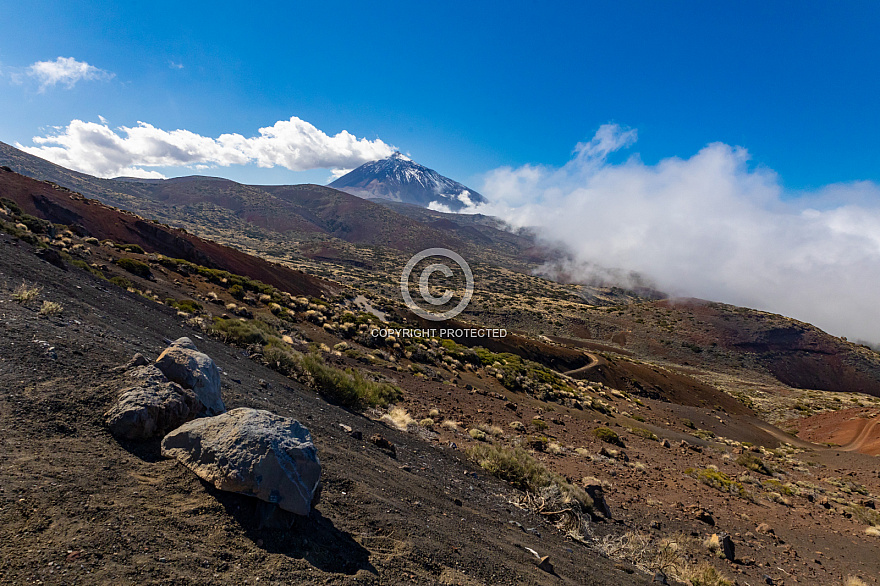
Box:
xmin=594 ymin=426 xmax=623 ymax=446
xmin=12 ymin=282 xmax=41 ymax=304
xmin=381 ymin=406 xmax=413 ymax=430
xmin=38 ymin=300 xmax=63 ymax=317
xmin=630 ymin=427 xmax=659 ymax=441
xmin=116 ymin=257 xmax=152 ymax=278
xmin=736 ymin=453 xmax=772 ymax=475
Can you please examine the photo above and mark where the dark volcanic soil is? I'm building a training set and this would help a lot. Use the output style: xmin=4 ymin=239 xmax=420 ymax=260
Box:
xmin=0 ymin=235 xmax=649 ymax=584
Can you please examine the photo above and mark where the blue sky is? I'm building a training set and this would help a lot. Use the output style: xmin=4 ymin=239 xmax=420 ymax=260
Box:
xmin=2 ymin=1 xmax=879 ymax=188
xmin=5 ymin=2 xmax=880 ymax=341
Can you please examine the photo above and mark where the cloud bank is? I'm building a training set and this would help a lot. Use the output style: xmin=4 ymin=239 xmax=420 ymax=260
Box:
xmin=474 ymin=124 xmax=880 ymax=344
xmin=27 ymin=57 xmax=114 ymax=91
xmin=18 ymin=117 xmax=396 ymax=179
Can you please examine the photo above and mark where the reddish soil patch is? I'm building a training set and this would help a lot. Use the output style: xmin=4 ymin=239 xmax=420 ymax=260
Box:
xmin=790 ymin=407 xmax=880 ymax=455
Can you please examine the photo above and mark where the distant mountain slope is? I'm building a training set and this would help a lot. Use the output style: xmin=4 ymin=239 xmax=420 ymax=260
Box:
xmin=0 ymin=167 xmax=333 ymax=297
xmin=329 ymin=153 xmax=486 ymax=211
xmin=0 ymin=142 xmax=530 ymax=260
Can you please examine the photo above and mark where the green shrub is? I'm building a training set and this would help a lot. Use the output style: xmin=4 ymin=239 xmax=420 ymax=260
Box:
xmin=531 ymin=418 xmax=549 ymax=431
xmin=630 ymin=427 xmax=659 ymax=441
xmin=118 ymin=243 xmax=145 ymax=254
xmin=301 ymin=354 xmax=400 ymax=409
xmin=211 ymin=317 xmax=279 ymax=346
xmin=736 ymin=453 xmax=772 ymax=475
xmin=19 ymin=214 xmax=50 ymax=234
xmin=692 ymin=468 xmax=749 ymax=498
xmin=229 ymin=284 xmax=245 ymax=299
xmin=594 ymin=427 xmax=623 ymax=446
xmin=692 ymin=428 xmax=716 ymax=440
xmin=109 ymin=275 xmax=133 ymax=289
xmin=469 ymin=428 xmax=489 ymax=441
xmin=116 ymin=257 xmax=152 ymax=278
xmin=467 ymin=444 xmax=592 ymax=511
xmin=166 ymin=298 xmax=202 ymax=313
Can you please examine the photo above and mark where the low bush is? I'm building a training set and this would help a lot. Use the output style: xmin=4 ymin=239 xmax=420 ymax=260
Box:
xmin=736 ymin=453 xmax=772 ymax=475
xmin=630 ymin=427 xmax=659 ymax=441
xmin=116 ymin=257 xmax=152 ymax=278
xmin=38 ymin=300 xmax=63 ymax=317
xmin=468 ymin=444 xmax=592 ymax=512
xmin=211 ymin=317 xmax=280 ymax=346
xmin=12 ymin=282 xmax=41 ymax=304
xmin=594 ymin=426 xmax=623 ymax=446
xmin=301 ymin=354 xmax=400 ymax=409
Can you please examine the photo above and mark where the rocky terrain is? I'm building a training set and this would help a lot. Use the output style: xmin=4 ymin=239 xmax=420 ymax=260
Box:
xmin=3 ymin=164 xmax=880 ymax=585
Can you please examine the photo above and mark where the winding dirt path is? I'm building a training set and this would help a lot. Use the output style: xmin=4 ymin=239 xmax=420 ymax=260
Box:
xmin=840 ymin=415 xmax=880 ymax=454
xmin=563 ymin=352 xmax=605 ymax=377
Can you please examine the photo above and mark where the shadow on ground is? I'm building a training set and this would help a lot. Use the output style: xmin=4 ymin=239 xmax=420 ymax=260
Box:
xmin=205 ymin=481 xmax=377 ymax=576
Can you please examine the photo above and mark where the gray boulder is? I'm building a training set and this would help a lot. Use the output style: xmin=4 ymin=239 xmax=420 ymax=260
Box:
xmin=155 ymin=337 xmax=225 ymax=415
xmin=161 ymin=408 xmax=321 ymax=516
xmin=105 ymin=365 xmax=198 ymax=440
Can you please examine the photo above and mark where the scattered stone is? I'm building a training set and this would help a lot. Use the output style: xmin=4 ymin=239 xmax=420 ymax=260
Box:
xmin=660 ymin=438 xmax=671 ymax=448
xmin=536 ymin=556 xmax=553 ymax=573
xmin=370 ymin=434 xmax=397 ymax=457
xmin=350 ymin=430 xmax=363 ymax=440
xmin=756 ymin=523 xmax=775 ymax=535
xmin=649 ymin=520 xmax=661 ymax=529
xmin=35 ymin=247 xmax=67 ymax=270
xmin=582 ymin=477 xmax=612 ymax=519
xmin=105 ymin=365 xmax=198 ymax=440
xmin=652 ymin=570 xmax=668 ymax=584
xmin=694 ymin=509 xmax=715 ymax=526
xmin=338 ymin=423 xmax=352 ymax=433
xmin=155 ymin=337 xmax=225 ymax=415
xmin=111 ymin=353 xmax=149 ymax=373
xmin=161 ymin=408 xmax=321 ymax=516
xmin=707 ymin=532 xmax=735 ymax=561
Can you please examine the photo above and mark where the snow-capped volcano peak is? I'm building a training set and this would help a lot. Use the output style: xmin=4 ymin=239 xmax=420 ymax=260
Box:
xmin=328 ymin=153 xmax=486 ymax=211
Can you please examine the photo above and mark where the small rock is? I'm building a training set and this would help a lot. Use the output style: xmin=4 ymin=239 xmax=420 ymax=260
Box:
xmin=756 ymin=523 xmax=775 ymax=535
xmin=370 ymin=434 xmax=397 ymax=457
xmin=660 ymin=438 xmax=671 ymax=448
xmin=652 ymin=570 xmax=669 ymax=584
xmin=695 ymin=509 xmax=715 ymax=526
xmin=338 ymin=423 xmax=352 ymax=433
xmin=707 ymin=532 xmax=735 ymax=561
xmin=350 ymin=430 xmax=363 ymax=440
xmin=536 ymin=556 xmax=553 ymax=573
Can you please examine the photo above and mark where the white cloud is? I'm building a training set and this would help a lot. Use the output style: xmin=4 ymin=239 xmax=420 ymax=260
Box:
xmin=18 ymin=117 xmax=395 ymax=178
xmin=328 ymin=167 xmax=354 ymax=181
xmin=169 ymin=61 xmax=184 ymax=69
xmin=472 ymin=124 xmax=880 ymax=343
xmin=27 ymin=57 xmax=113 ymax=91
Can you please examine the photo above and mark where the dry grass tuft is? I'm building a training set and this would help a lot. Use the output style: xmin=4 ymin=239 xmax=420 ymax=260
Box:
xmin=13 ymin=282 xmax=41 ymax=304
xmin=381 ymin=406 xmax=413 ymax=431
xmin=38 ymin=300 xmax=63 ymax=317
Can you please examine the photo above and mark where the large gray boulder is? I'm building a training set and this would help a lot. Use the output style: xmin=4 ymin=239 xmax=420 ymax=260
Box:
xmin=155 ymin=337 xmax=225 ymax=415
xmin=161 ymin=408 xmax=321 ymax=516
xmin=105 ymin=365 xmax=198 ymax=440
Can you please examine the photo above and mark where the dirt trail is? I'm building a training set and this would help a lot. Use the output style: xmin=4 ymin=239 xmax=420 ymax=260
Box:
xmin=563 ymin=352 xmax=604 ymax=377
xmin=841 ymin=415 xmax=880 ymax=454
